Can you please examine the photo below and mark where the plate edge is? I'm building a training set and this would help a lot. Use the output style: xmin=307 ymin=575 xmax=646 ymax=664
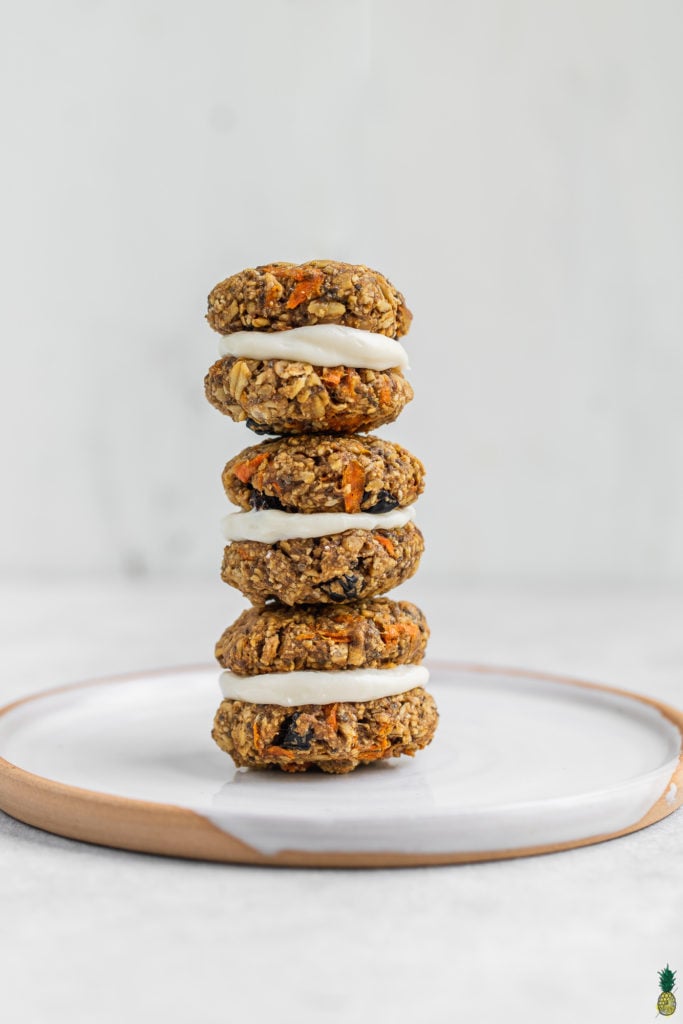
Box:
xmin=1 ymin=662 xmax=682 ymax=867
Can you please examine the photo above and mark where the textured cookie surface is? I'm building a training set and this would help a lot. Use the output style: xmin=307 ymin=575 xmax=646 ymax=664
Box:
xmin=207 ymin=260 xmax=411 ymax=339
xmin=223 ymin=434 xmax=425 ymax=514
xmin=204 ymin=357 xmax=413 ymax=435
xmin=212 ymin=687 xmax=438 ymax=774
xmin=216 ymin=597 xmax=428 ymax=675
xmin=221 ymin=522 xmax=424 ymax=606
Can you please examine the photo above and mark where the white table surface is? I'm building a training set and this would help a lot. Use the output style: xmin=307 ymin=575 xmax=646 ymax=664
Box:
xmin=2 ymin=576 xmax=683 ymax=1023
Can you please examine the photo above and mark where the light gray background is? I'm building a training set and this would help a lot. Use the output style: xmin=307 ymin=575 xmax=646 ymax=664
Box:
xmin=2 ymin=6 xmax=683 ymax=1023
xmin=2 ymin=0 xmax=682 ymax=582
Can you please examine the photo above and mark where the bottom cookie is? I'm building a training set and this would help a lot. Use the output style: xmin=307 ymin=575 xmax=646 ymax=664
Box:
xmin=212 ymin=687 xmax=438 ymax=774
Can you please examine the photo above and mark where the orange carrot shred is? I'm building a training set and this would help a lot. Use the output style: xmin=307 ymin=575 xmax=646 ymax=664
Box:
xmin=234 ymin=452 xmax=268 ymax=484
xmin=375 ymin=534 xmax=396 ymax=557
xmin=285 ymin=272 xmax=324 ymax=309
xmin=252 ymin=719 xmax=262 ymax=752
xmin=356 ymin=723 xmax=391 ymax=761
xmin=321 ymin=367 xmax=344 ymax=387
xmin=356 ymin=745 xmax=386 ymax=761
xmin=326 ymin=413 xmax=366 ymax=432
xmin=297 ymin=631 xmax=353 ymax=642
xmin=266 ymin=745 xmax=296 ymax=759
xmin=378 ymin=383 xmax=392 ymax=408
xmin=262 ymin=265 xmax=305 ymax=280
xmin=381 ymin=622 xmax=420 ymax=645
xmin=342 ymin=461 xmax=365 ymax=513
xmin=325 ymin=703 xmax=338 ymax=732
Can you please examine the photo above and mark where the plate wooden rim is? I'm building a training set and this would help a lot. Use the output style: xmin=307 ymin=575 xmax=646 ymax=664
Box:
xmin=1 ymin=662 xmax=682 ymax=868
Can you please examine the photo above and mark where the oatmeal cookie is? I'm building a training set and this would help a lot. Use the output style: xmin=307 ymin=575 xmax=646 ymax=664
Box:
xmin=207 ymin=260 xmax=412 ymax=339
xmin=223 ymin=434 xmax=425 ymax=514
xmin=212 ymin=687 xmax=438 ymax=773
xmin=204 ymin=357 xmax=413 ymax=435
xmin=221 ymin=522 xmax=424 ymax=605
xmin=216 ymin=598 xmax=428 ymax=675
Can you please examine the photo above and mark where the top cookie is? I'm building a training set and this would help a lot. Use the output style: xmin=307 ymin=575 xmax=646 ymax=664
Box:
xmin=206 ymin=260 xmax=412 ymax=339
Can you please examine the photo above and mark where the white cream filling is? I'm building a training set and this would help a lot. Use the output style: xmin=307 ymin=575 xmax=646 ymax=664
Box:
xmin=221 ymin=505 xmax=416 ymax=544
xmin=219 ymin=664 xmax=429 ymax=706
xmin=217 ymin=324 xmax=409 ymax=371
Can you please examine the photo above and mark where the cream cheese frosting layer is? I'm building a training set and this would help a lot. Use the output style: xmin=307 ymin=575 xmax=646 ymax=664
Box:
xmin=217 ymin=324 xmax=409 ymax=371
xmin=218 ymin=664 xmax=429 ymax=706
xmin=221 ymin=505 xmax=416 ymax=544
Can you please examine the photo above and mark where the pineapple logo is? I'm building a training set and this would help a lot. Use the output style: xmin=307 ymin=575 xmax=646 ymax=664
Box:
xmin=657 ymin=965 xmax=677 ymax=1016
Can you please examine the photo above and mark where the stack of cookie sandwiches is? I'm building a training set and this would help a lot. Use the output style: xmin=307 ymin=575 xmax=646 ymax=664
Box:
xmin=204 ymin=260 xmax=438 ymax=773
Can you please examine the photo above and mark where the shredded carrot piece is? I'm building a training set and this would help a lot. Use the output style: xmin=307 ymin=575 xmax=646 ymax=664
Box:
xmin=286 ymin=280 xmax=319 ymax=309
xmin=356 ymin=723 xmax=392 ymax=760
xmin=375 ymin=534 xmax=396 ymax=557
xmin=285 ymin=270 xmax=324 ymax=309
xmin=266 ymin=745 xmax=296 ymax=759
xmin=339 ymin=371 xmax=357 ymax=399
xmin=326 ymin=413 xmax=366 ymax=432
xmin=378 ymin=383 xmax=392 ymax=408
xmin=342 ymin=461 xmax=365 ymax=513
xmin=325 ymin=703 xmax=338 ymax=731
xmin=321 ymin=367 xmax=345 ymax=387
xmin=356 ymin=743 xmax=388 ymax=762
xmin=381 ymin=622 xmax=420 ymax=645
xmin=234 ymin=452 xmax=268 ymax=484
xmin=296 ymin=631 xmax=353 ymax=642
xmin=252 ymin=719 xmax=262 ymax=752
xmin=262 ymin=265 xmax=306 ymax=281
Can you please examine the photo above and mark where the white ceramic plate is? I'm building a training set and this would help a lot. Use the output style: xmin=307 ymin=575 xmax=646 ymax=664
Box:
xmin=0 ymin=662 xmax=681 ymax=866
